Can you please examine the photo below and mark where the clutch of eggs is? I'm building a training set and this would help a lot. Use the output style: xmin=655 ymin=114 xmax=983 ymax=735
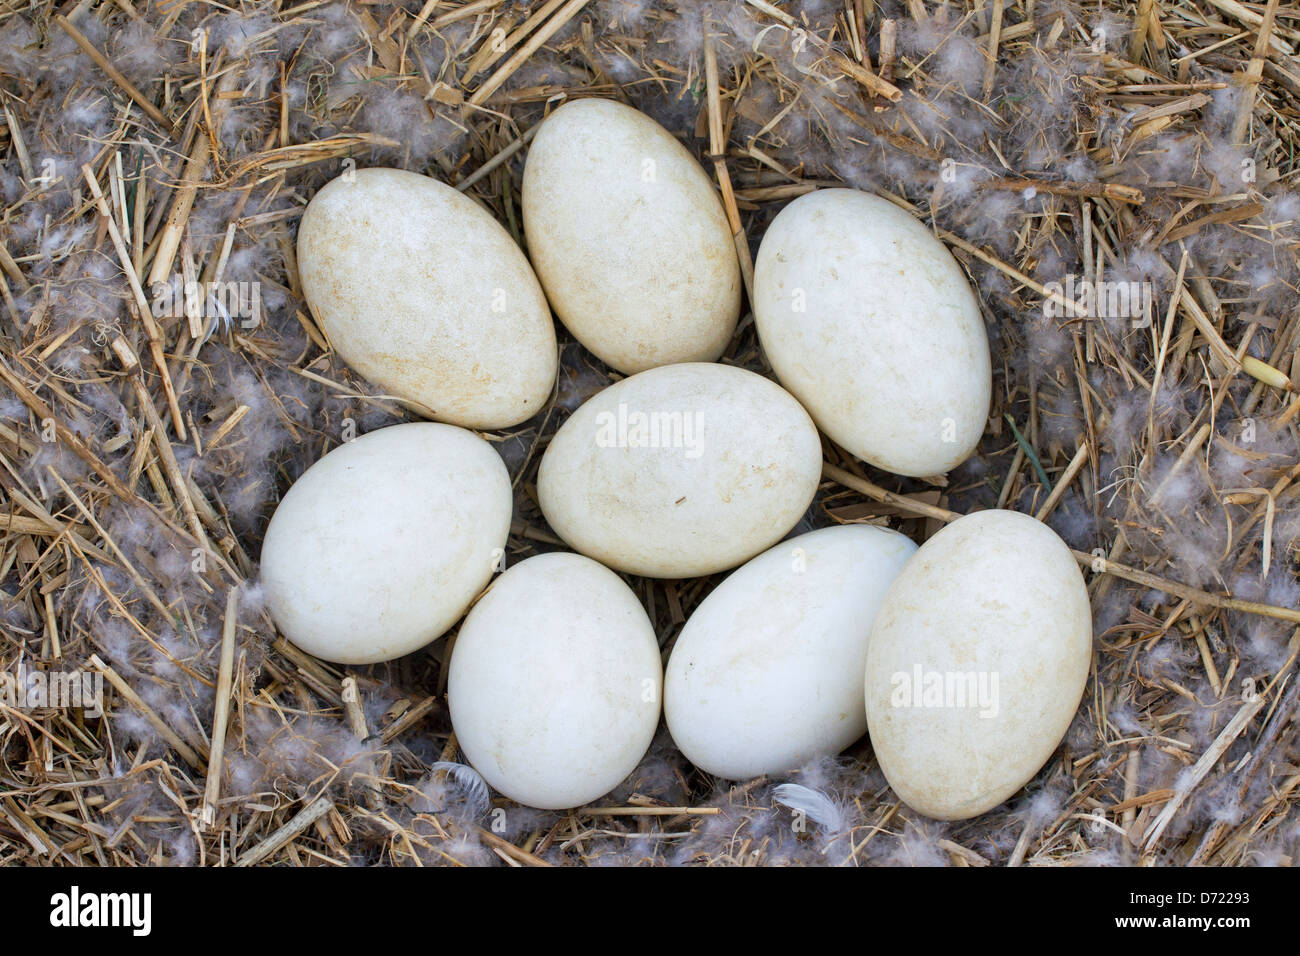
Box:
xmin=261 ymin=135 xmax=1093 ymax=816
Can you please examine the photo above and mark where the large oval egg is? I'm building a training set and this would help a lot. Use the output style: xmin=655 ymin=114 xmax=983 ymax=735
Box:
xmin=864 ymin=510 xmax=1092 ymax=820
xmin=448 ymin=552 xmax=662 ymax=810
xmin=522 ymin=99 xmax=741 ymax=374
xmin=259 ymin=423 xmax=511 ymax=664
xmin=753 ymin=188 xmax=991 ymax=477
xmin=298 ymin=167 xmax=557 ymax=429
xmin=666 ymin=525 xmax=917 ymax=780
xmin=538 ymin=363 xmax=822 ymax=577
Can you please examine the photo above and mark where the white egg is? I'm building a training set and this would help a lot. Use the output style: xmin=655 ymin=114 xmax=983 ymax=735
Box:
xmin=665 ymin=525 xmax=917 ymax=780
xmin=864 ymin=510 xmax=1092 ymax=820
xmin=522 ymin=99 xmax=741 ymax=374
xmin=297 ymin=167 xmax=557 ymax=429
xmin=448 ymin=552 xmax=662 ymax=810
xmin=259 ymin=423 xmax=511 ymax=665
xmin=537 ymin=363 xmax=822 ymax=578
xmin=753 ymin=188 xmax=991 ymax=477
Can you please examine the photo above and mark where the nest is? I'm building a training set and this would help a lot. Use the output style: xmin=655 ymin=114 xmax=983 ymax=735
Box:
xmin=0 ymin=0 xmax=1298 ymax=866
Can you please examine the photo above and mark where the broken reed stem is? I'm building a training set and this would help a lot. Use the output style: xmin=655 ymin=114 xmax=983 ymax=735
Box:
xmin=0 ymin=238 xmax=24 ymax=287
xmin=464 ymin=0 xmax=569 ymax=79
xmin=378 ymin=695 xmax=441 ymax=743
xmin=742 ymin=0 xmax=901 ymax=99
xmin=1229 ymin=0 xmax=1279 ymax=145
xmin=91 ymin=654 xmax=204 ymax=770
xmin=1147 ymin=248 xmax=1189 ymax=439
xmin=147 ymin=133 xmax=211 ymax=289
xmin=703 ymin=30 xmax=755 ymax=303
xmin=201 ymin=588 xmax=240 ymax=828
xmin=82 ymin=164 xmax=186 ymax=438
xmin=2 ymin=797 xmax=54 ymax=856
xmin=824 ymin=462 xmax=958 ymax=524
xmin=456 ymin=124 xmax=540 ymax=192
xmin=935 ymin=226 xmax=1074 ymax=314
xmin=475 ymin=826 xmax=552 ymax=866
xmin=1080 ymin=551 xmax=1300 ymax=625
xmin=405 ymin=0 xmax=441 ymax=39
xmin=340 ymin=676 xmax=381 ymax=811
xmin=234 ymin=796 xmax=334 ymax=866
xmin=980 ymin=178 xmax=1145 ymax=204
xmin=110 ymin=336 xmax=209 ymax=548
xmin=583 ymin=806 xmax=722 ymax=816
xmin=54 ymin=14 xmax=173 ymax=132
xmin=821 ymin=462 xmax=1300 ymax=626
xmin=982 ymin=0 xmax=1004 ymax=99
xmin=935 ymin=223 xmax=1286 ymax=391
xmin=0 ymin=355 xmax=133 ymax=499
xmin=1143 ymin=696 xmax=1266 ymax=849
xmin=340 ymin=677 xmax=369 ymax=740
xmin=1034 ymin=442 xmax=1090 ymax=521
xmin=468 ymin=0 xmax=591 ymax=106
xmin=44 ymin=467 xmax=179 ymax=632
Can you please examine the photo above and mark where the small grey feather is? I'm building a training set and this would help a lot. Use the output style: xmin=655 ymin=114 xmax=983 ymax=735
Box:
xmin=773 ymin=783 xmax=850 ymax=833
xmin=430 ymin=761 xmax=491 ymax=819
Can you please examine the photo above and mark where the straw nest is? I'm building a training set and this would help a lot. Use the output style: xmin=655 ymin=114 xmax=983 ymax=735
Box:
xmin=0 ymin=0 xmax=1297 ymax=866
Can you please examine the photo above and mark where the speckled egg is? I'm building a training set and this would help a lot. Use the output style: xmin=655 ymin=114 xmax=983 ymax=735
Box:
xmin=298 ymin=167 xmax=557 ymax=429
xmin=753 ymin=188 xmax=991 ymax=477
xmin=522 ymin=99 xmax=741 ymax=374
xmin=537 ymin=363 xmax=822 ymax=577
xmin=864 ymin=510 xmax=1092 ymax=820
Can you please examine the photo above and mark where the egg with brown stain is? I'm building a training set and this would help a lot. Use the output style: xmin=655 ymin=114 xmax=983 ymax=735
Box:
xmin=864 ymin=510 xmax=1092 ymax=820
xmin=298 ymin=167 xmax=557 ymax=429
xmin=522 ymin=99 xmax=741 ymax=374
xmin=538 ymin=363 xmax=821 ymax=578
xmin=753 ymin=188 xmax=991 ymax=478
